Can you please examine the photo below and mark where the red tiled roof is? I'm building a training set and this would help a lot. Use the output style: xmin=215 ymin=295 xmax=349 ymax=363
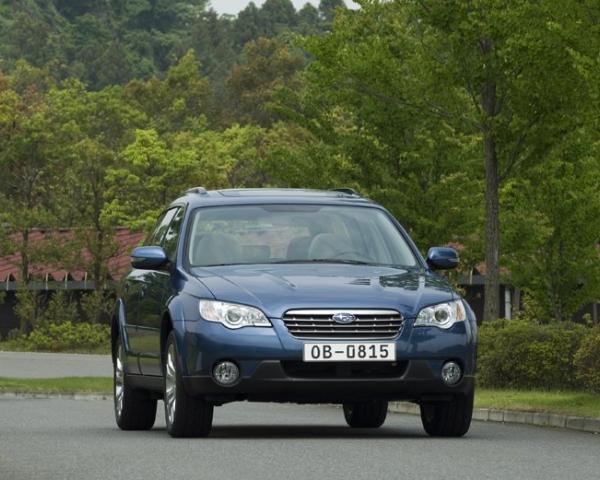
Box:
xmin=0 ymin=228 xmax=144 ymax=282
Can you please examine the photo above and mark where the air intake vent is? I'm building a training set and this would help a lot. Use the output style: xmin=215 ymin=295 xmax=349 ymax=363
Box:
xmin=282 ymin=309 xmax=404 ymax=339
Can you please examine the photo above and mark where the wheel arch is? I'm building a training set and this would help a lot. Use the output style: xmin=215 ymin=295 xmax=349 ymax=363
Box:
xmin=160 ymin=311 xmax=174 ymax=372
xmin=111 ymin=299 xmax=128 ymax=365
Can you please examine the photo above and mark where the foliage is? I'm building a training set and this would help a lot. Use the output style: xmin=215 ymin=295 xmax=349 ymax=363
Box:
xmin=478 ymin=319 xmax=587 ymax=390
xmin=13 ymin=287 xmax=46 ymax=333
xmin=502 ymin=134 xmax=600 ymax=320
xmin=16 ymin=322 xmax=110 ymax=352
xmin=294 ymin=0 xmax=600 ymax=320
xmin=80 ymin=290 xmax=114 ymax=325
xmin=0 ymin=0 xmax=598 ymax=326
xmin=40 ymin=290 xmax=79 ymax=325
xmin=225 ymin=37 xmax=305 ymax=127
xmin=0 ymin=0 xmax=340 ymax=91
xmin=13 ymin=289 xmax=79 ymax=332
xmin=574 ymin=328 xmax=600 ymax=393
xmin=0 ymin=68 xmax=63 ymax=280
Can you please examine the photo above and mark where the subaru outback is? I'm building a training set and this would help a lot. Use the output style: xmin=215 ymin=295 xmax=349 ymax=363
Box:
xmin=112 ymin=188 xmax=477 ymax=437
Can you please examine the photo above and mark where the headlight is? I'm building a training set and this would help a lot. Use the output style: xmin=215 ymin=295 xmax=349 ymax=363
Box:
xmin=414 ymin=300 xmax=466 ymax=329
xmin=199 ymin=300 xmax=271 ymax=329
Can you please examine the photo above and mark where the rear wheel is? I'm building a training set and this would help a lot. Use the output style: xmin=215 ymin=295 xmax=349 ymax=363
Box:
xmin=343 ymin=400 xmax=388 ymax=428
xmin=113 ymin=338 xmax=157 ymax=430
xmin=420 ymin=389 xmax=474 ymax=437
xmin=164 ymin=331 xmax=214 ymax=438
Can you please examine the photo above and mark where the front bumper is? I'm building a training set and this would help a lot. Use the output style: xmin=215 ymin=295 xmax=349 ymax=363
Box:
xmin=183 ymin=359 xmax=475 ymax=403
xmin=179 ymin=316 xmax=476 ymax=403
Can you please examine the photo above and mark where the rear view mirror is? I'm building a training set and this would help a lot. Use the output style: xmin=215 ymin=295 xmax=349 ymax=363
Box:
xmin=131 ymin=246 xmax=168 ymax=270
xmin=426 ymin=247 xmax=459 ymax=270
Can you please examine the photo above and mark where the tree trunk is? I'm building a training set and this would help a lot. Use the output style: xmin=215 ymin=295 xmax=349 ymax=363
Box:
xmin=479 ymin=39 xmax=501 ymax=322
xmin=93 ymin=229 xmax=104 ymax=290
xmin=483 ymin=130 xmax=500 ymax=321
xmin=20 ymin=229 xmax=29 ymax=283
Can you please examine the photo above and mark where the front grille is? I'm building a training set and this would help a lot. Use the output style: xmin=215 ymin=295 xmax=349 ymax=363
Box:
xmin=282 ymin=309 xmax=404 ymax=339
xmin=282 ymin=361 xmax=408 ymax=379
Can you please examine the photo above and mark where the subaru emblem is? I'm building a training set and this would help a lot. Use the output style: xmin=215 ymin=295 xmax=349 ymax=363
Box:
xmin=332 ymin=312 xmax=356 ymax=324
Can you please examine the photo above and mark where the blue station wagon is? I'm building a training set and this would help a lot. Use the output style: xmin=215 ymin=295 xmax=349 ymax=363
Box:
xmin=112 ymin=188 xmax=477 ymax=437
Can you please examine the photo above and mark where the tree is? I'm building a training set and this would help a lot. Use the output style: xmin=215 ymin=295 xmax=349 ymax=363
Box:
xmin=300 ymin=0 xmax=600 ymax=320
xmin=124 ymin=50 xmax=210 ymax=134
xmin=411 ymin=0 xmax=600 ymax=320
xmin=105 ymin=128 xmax=200 ymax=229
xmin=503 ymin=132 xmax=600 ymax=321
xmin=47 ymin=80 xmax=144 ymax=287
xmin=319 ymin=0 xmax=346 ymax=25
xmin=0 ymin=65 xmax=62 ymax=281
xmin=260 ymin=0 xmax=298 ymax=36
xmin=297 ymin=3 xmax=322 ymax=35
xmin=225 ymin=37 xmax=305 ymax=126
xmin=233 ymin=2 xmax=264 ymax=48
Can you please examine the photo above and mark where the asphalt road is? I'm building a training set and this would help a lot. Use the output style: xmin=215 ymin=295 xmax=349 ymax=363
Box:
xmin=0 ymin=352 xmax=111 ymax=378
xmin=1 ymin=398 xmax=598 ymax=480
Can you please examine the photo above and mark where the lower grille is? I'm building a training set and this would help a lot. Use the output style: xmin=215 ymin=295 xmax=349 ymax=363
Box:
xmin=282 ymin=309 xmax=404 ymax=339
xmin=282 ymin=361 xmax=408 ymax=379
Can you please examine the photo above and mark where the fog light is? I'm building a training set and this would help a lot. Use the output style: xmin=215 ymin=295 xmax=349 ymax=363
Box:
xmin=441 ymin=361 xmax=462 ymax=386
xmin=213 ymin=361 xmax=240 ymax=386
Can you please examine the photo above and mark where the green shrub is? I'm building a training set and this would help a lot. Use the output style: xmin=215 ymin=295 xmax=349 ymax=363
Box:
xmin=574 ymin=328 xmax=600 ymax=392
xmin=80 ymin=290 xmax=114 ymax=324
xmin=41 ymin=290 xmax=78 ymax=325
xmin=478 ymin=319 xmax=587 ymax=390
xmin=23 ymin=322 xmax=110 ymax=352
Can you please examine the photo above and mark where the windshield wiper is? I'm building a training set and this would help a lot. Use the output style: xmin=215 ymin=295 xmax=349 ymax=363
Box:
xmin=272 ymin=259 xmax=374 ymax=266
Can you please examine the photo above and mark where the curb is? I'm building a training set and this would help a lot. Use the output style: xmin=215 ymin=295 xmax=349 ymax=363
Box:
xmin=0 ymin=392 xmax=111 ymax=401
xmin=388 ymin=401 xmax=600 ymax=434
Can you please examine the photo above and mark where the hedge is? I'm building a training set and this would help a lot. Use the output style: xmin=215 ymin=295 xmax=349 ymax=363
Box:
xmin=4 ymin=322 xmax=110 ymax=352
xmin=478 ymin=319 xmax=600 ymax=392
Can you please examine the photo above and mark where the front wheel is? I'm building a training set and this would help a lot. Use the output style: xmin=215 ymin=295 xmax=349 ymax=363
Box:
xmin=343 ymin=400 xmax=388 ymax=428
xmin=420 ymin=389 xmax=474 ymax=437
xmin=164 ymin=331 xmax=214 ymax=438
xmin=113 ymin=339 xmax=157 ymax=430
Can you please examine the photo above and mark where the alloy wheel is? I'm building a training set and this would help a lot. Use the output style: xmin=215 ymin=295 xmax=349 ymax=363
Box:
xmin=114 ymin=344 xmax=124 ymax=418
xmin=165 ymin=343 xmax=177 ymax=425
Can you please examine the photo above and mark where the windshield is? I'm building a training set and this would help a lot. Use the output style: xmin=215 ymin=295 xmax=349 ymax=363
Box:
xmin=186 ymin=204 xmax=418 ymax=268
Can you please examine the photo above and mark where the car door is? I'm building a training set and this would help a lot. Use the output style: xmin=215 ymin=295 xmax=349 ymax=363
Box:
xmin=125 ymin=208 xmax=177 ymax=374
xmin=137 ymin=206 xmax=185 ymax=376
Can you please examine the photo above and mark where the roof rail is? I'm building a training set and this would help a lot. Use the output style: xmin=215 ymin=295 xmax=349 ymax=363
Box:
xmin=330 ymin=188 xmax=361 ymax=197
xmin=185 ymin=186 xmax=208 ymax=195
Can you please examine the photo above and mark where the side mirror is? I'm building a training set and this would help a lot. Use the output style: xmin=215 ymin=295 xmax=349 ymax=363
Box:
xmin=426 ymin=247 xmax=459 ymax=270
xmin=131 ymin=246 xmax=168 ymax=270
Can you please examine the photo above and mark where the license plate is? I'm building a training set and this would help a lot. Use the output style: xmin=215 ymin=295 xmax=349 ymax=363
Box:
xmin=303 ymin=343 xmax=396 ymax=362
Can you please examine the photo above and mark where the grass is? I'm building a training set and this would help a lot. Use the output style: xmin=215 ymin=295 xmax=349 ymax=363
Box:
xmin=476 ymin=388 xmax=600 ymax=418
xmin=0 ymin=343 xmax=110 ymax=355
xmin=1 ymin=377 xmax=598 ymax=419
xmin=0 ymin=377 xmax=112 ymax=395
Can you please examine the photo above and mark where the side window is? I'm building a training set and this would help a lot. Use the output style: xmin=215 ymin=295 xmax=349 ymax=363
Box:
xmin=162 ymin=207 xmax=185 ymax=261
xmin=147 ymin=208 xmax=177 ymax=246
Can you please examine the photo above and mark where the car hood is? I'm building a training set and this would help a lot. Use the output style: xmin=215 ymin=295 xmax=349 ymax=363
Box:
xmin=190 ymin=264 xmax=456 ymax=319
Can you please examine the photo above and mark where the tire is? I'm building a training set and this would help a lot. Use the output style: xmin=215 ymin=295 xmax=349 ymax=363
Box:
xmin=164 ymin=331 xmax=214 ymax=438
xmin=343 ymin=400 xmax=388 ymax=428
xmin=420 ymin=389 xmax=474 ymax=437
xmin=113 ymin=337 xmax=157 ymax=431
